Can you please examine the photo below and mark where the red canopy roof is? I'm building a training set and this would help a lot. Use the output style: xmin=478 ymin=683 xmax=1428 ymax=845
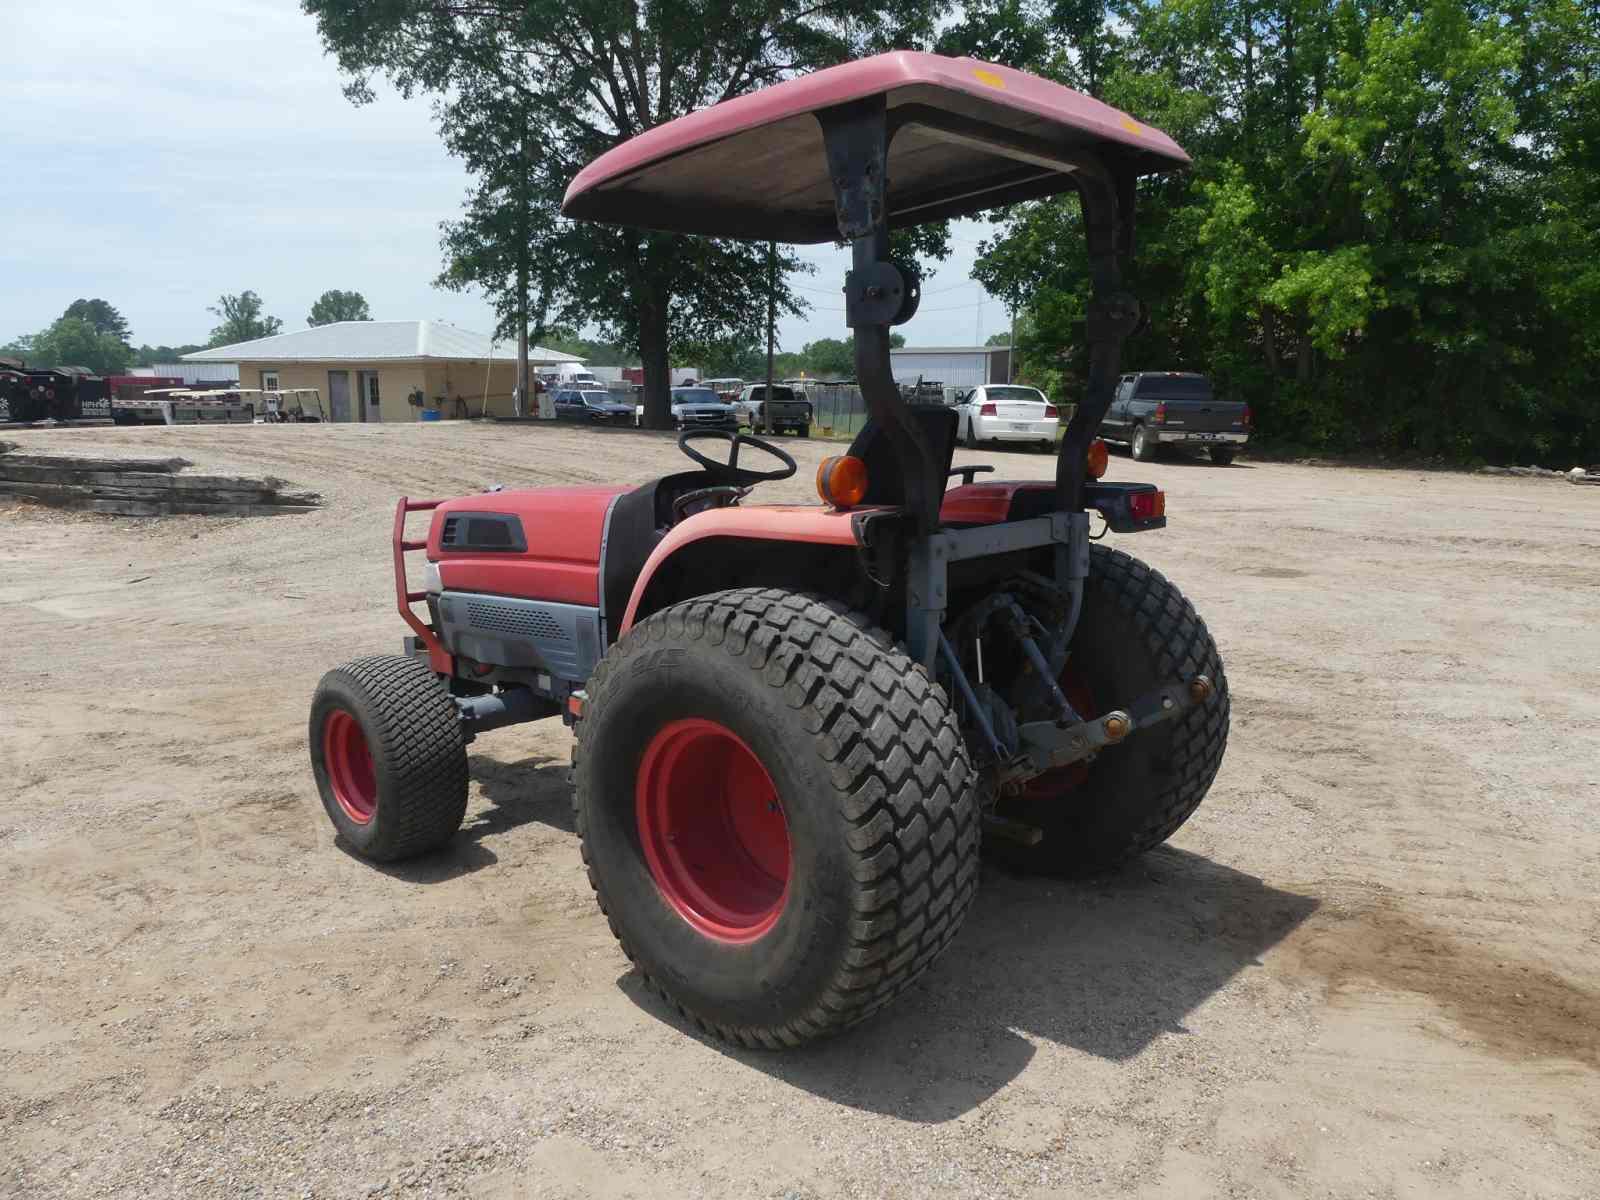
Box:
xmin=562 ymin=52 xmax=1189 ymax=243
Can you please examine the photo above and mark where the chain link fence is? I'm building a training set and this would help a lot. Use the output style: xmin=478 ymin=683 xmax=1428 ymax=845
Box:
xmin=804 ymin=382 xmax=869 ymax=440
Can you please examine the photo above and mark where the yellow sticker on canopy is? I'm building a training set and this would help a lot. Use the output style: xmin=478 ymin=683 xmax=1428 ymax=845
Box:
xmin=1119 ymin=114 xmax=1144 ymax=136
xmin=972 ymin=68 xmax=1006 ymax=89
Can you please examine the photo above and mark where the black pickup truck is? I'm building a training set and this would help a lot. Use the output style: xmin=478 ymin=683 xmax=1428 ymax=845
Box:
xmin=1099 ymin=371 xmax=1250 ymax=464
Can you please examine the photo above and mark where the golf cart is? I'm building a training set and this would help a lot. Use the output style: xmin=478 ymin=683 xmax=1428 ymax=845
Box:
xmin=259 ymin=388 xmax=326 ymax=423
xmin=308 ymin=52 xmax=1228 ymax=1048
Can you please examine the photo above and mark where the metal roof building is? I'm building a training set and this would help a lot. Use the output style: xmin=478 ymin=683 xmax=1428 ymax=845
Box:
xmin=183 ymin=322 xmax=579 ymax=423
xmin=130 ymin=363 xmax=240 ymax=384
xmin=889 ymin=345 xmax=1012 ymax=390
xmin=184 ymin=320 xmax=574 ymax=365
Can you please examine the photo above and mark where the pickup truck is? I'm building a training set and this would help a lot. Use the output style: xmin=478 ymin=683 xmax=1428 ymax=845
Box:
xmin=734 ymin=383 xmax=812 ymax=437
xmin=1100 ymin=371 xmax=1250 ymax=464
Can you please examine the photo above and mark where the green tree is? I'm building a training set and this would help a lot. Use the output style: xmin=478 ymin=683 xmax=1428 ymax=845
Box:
xmin=133 ymin=343 xmax=207 ymax=368
xmin=799 ymin=338 xmax=856 ymax=377
xmin=61 ymin=298 xmax=132 ymax=343
xmin=964 ymin=0 xmax=1599 ymax=465
xmin=207 ymin=291 xmax=283 ymax=347
xmin=304 ymin=0 xmax=944 ymax=427
xmin=2 ymin=317 xmax=132 ymax=374
xmin=307 ymin=289 xmax=372 ymax=326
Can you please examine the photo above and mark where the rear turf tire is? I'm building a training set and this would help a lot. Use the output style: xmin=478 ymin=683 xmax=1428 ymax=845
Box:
xmin=965 ymin=423 xmax=981 ymax=449
xmin=1131 ymin=423 xmax=1157 ymax=461
xmin=573 ymin=587 xmax=980 ymax=1048
xmin=308 ymin=655 xmax=468 ymax=861
xmin=992 ymin=546 xmax=1229 ymax=876
xmin=1209 ymin=445 xmax=1237 ymax=465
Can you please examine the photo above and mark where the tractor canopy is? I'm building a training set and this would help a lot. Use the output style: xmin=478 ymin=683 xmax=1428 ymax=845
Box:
xmin=561 ymin=51 xmax=1189 ymax=242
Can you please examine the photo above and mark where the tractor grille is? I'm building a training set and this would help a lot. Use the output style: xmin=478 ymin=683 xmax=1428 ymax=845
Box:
xmin=466 ymin=598 xmax=567 ymax=641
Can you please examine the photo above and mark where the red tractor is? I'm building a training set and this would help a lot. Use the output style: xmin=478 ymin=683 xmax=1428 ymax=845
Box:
xmin=310 ymin=52 xmax=1228 ymax=1048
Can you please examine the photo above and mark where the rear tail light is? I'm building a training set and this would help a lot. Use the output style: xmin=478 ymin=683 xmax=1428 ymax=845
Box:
xmin=1242 ymin=404 xmax=1253 ymax=430
xmin=1044 ymin=404 xmax=1058 ymax=418
xmin=979 ymin=402 xmax=997 ymax=416
xmin=1153 ymin=402 xmax=1167 ymax=424
xmin=1129 ymin=490 xmax=1166 ymax=521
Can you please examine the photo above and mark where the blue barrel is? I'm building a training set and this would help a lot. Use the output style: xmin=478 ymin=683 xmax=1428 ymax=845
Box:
xmin=420 ymin=408 xmax=442 ymax=422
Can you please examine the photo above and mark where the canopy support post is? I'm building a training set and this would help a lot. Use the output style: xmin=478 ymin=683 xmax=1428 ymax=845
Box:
xmin=1055 ymin=167 xmax=1143 ymax=512
xmin=818 ymin=98 xmax=941 ymax=538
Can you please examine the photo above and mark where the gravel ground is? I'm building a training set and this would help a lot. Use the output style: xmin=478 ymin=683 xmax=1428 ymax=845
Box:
xmin=2 ymin=420 xmax=1597 ymax=1199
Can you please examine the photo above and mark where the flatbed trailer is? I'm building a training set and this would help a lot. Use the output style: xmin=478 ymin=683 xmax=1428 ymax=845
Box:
xmin=113 ymin=388 xmax=257 ymax=426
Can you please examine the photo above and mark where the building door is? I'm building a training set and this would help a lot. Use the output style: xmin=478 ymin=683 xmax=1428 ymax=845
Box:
xmin=328 ymin=370 xmax=352 ymax=422
xmin=357 ymin=370 xmax=381 ymax=423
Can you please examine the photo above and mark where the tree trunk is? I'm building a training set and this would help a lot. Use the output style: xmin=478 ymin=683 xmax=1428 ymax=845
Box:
xmin=1296 ymin=332 xmax=1314 ymax=384
xmin=638 ymin=294 xmax=673 ymax=429
xmin=1262 ymin=309 xmax=1280 ymax=375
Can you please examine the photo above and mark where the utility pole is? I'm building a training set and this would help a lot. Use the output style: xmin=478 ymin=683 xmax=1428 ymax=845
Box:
xmin=764 ymin=241 xmax=777 ymax=425
xmin=1009 ymin=305 xmax=1017 ymax=382
xmin=515 ymin=128 xmax=531 ymax=418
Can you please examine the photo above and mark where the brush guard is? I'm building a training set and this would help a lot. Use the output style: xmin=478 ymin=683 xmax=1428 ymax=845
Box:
xmin=393 ymin=497 xmax=451 ymax=673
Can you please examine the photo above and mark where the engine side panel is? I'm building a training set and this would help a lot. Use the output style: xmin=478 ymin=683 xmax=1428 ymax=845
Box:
xmin=429 ymin=485 xmax=628 ymax=607
xmin=435 ymin=591 xmax=603 ymax=681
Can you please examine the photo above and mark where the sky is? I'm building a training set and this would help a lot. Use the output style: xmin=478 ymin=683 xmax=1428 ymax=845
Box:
xmin=3 ymin=1 xmax=1008 ymax=357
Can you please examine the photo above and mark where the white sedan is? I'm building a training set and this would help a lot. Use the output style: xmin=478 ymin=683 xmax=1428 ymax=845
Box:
xmin=954 ymin=384 xmax=1061 ymax=450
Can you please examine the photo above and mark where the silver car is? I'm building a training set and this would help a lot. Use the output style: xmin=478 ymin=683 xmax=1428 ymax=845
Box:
xmin=669 ymin=386 xmax=739 ymax=429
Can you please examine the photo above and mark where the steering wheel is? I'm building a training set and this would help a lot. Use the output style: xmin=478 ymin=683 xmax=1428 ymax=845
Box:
xmin=677 ymin=428 xmax=797 ymax=484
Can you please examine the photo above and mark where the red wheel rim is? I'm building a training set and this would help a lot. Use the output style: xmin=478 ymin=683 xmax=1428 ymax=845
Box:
xmin=323 ymin=709 xmax=378 ymax=824
xmin=635 ymin=719 xmax=790 ymax=943
xmin=1019 ymin=663 xmax=1100 ymax=801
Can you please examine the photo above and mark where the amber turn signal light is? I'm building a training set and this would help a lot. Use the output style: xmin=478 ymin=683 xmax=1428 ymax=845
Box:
xmin=816 ymin=455 xmax=869 ymax=508
xmin=1087 ymin=438 xmax=1109 ymax=479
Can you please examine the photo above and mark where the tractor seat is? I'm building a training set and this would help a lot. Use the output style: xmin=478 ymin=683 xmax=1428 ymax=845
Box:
xmin=845 ymin=405 xmax=959 ymax=507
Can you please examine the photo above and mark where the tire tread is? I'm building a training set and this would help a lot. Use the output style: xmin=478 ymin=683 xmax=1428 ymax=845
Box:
xmin=314 ymin=655 xmax=468 ymax=861
xmin=573 ymin=588 xmax=979 ymax=1049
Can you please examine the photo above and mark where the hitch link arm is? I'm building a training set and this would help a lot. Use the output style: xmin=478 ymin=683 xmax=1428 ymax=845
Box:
xmin=999 ymin=604 xmax=1080 ymax=726
xmin=937 ymin=629 xmax=1008 ymax=763
xmin=1012 ymin=674 xmax=1214 ymax=777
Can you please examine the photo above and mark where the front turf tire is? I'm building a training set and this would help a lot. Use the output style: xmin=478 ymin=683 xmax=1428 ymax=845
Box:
xmin=1209 ymin=445 xmax=1237 ymax=465
xmin=308 ymin=655 xmax=468 ymax=861
xmin=573 ymin=588 xmax=980 ymax=1048
xmin=993 ymin=546 xmax=1229 ymax=876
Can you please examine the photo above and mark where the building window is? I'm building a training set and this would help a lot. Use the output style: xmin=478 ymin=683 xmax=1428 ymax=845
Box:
xmin=262 ymin=371 xmax=280 ymax=391
xmin=365 ymin=375 xmax=380 ymax=407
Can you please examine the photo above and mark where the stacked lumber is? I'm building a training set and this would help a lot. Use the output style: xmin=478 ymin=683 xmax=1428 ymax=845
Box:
xmin=0 ymin=445 xmax=320 ymax=516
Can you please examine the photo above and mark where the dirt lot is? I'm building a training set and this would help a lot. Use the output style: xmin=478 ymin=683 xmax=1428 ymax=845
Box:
xmin=2 ymin=421 xmax=1597 ymax=1199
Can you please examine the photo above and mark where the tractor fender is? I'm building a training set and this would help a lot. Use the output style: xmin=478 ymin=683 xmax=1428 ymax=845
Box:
xmin=617 ymin=505 xmax=874 ymax=636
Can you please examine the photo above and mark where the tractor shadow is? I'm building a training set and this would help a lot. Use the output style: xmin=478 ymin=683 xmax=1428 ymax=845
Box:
xmin=620 ymin=845 xmax=1316 ymax=1122
xmin=467 ymin=752 xmax=574 ymax=835
xmin=347 ymin=753 xmax=570 ymax=883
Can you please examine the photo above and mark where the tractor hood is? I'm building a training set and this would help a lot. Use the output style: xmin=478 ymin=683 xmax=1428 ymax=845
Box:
xmin=427 ymin=486 xmax=628 ymax=608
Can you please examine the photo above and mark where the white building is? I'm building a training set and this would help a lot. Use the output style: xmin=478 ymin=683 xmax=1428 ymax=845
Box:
xmin=890 ymin=345 xmax=1013 ymax=390
xmin=130 ymin=363 xmax=241 ymax=384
